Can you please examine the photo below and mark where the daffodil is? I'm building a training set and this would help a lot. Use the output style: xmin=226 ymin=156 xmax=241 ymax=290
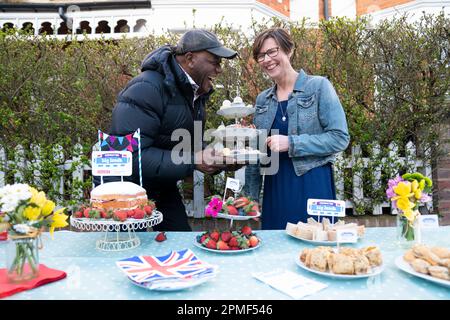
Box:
xmin=30 ymin=187 xmax=47 ymax=208
xmin=48 ymin=207 xmax=68 ymax=238
xmin=23 ymin=205 xmax=41 ymax=221
xmin=396 ymin=197 xmax=415 ymax=213
xmin=41 ymin=200 xmax=55 ymax=216
xmin=393 ymin=181 xmax=413 ymax=198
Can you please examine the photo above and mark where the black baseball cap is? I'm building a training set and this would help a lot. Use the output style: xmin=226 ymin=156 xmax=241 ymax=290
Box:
xmin=175 ymin=29 xmax=237 ymax=59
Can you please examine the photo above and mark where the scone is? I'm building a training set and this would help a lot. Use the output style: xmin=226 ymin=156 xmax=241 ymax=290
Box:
xmin=411 ymin=258 xmax=430 ymax=274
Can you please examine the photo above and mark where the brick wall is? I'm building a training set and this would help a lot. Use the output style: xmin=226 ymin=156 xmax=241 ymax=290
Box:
xmin=437 ymin=120 xmax=450 ymax=225
xmin=319 ymin=0 xmax=332 ymax=19
xmin=258 ymin=0 xmax=290 ymax=17
xmin=356 ymin=0 xmax=414 ymax=16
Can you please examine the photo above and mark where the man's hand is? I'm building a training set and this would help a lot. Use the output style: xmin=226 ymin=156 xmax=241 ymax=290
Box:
xmin=266 ymin=135 xmax=289 ymax=152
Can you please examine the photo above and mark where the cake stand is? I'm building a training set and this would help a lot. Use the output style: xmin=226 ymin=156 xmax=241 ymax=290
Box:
xmin=70 ymin=211 xmax=163 ymax=251
xmin=212 ymin=97 xmax=266 ymax=163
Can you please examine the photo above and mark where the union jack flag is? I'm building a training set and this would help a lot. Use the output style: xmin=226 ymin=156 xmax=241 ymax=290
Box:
xmin=116 ymin=249 xmax=215 ymax=284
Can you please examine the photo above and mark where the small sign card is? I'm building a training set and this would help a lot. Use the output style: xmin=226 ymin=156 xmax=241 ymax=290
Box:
xmin=253 ymin=269 xmax=328 ymax=299
xmin=336 ymin=229 xmax=358 ymax=243
xmin=307 ymin=199 xmax=346 ymax=217
xmin=418 ymin=215 xmax=439 ymax=228
xmin=225 ymin=177 xmax=241 ymax=193
xmin=92 ymin=151 xmax=132 ymax=176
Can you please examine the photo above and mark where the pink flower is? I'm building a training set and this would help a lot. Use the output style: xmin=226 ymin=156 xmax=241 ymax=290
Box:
xmin=205 ymin=197 xmax=223 ymax=218
xmin=386 ymin=175 xmax=404 ymax=200
xmin=420 ymin=193 xmax=432 ymax=203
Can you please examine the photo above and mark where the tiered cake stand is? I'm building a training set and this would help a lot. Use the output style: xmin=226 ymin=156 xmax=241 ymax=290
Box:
xmin=70 ymin=211 xmax=163 ymax=251
xmin=212 ymin=97 xmax=266 ymax=163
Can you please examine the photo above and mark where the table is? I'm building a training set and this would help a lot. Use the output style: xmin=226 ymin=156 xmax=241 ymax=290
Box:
xmin=1 ymin=226 xmax=449 ymax=300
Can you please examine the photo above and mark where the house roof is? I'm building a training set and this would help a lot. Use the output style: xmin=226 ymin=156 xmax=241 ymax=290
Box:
xmin=0 ymin=1 xmax=152 ymax=12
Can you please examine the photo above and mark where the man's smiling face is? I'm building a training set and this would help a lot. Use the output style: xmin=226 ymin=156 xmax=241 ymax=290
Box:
xmin=189 ymin=51 xmax=223 ymax=95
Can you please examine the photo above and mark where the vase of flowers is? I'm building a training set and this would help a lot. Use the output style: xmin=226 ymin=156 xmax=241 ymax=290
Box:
xmin=0 ymin=183 xmax=68 ymax=282
xmin=386 ymin=173 xmax=432 ymax=248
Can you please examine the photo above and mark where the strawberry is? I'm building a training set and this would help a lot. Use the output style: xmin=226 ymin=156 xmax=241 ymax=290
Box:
xmin=148 ymin=200 xmax=156 ymax=210
xmin=133 ymin=208 xmax=145 ymax=219
xmin=155 ymin=232 xmax=167 ymax=242
xmin=249 ymin=235 xmax=259 ymax=247
xmin=113 ymin=210 xmax=127 ymax=222
xmin=221 ymin=231 xmax=232 ymax=243
xmin=226 ymin=205 xmax=238 ymax=215
xmin=105 ymin=209 xmax=114 ymax=219
xmin=216 ymin=240 xmax=230 ymax=250
xmin=225 ymin=197 xmax=235 ymax=206
xmin=83 ymin=208 xmax=91 ymax=218
xmin=209 ymin=230 xmax=219 ymax=242
xmin=237 ymin=236 xmax=250 ymax=249
xmin=88 ymin=209 xmax=100 ymax=219
xmin=244 ymin=202 xmax=259 ymax=216
xmin=99 ymin=210 xmax=108 ymax=219
xmin=73 ymin=211 xmax=83 ymax=218
xmin=143 ymin=205 xmax=153 ymax=215
xmin=241 ymin=225 xmax=252 ymax=236
xmin=230 ymin=246 xmax=240 ymax=250
xmin=233 ymin=197 xmax=250 ymax=208
xmin=228 ymin=236 xmax=239 ymax=247
xmin=204 ymin=238 xmax=217 ymax=250
xmin=126 ymin=209 xmax=135 ymax=218
xmin=200 ymin=234 xmax=209 ymax=244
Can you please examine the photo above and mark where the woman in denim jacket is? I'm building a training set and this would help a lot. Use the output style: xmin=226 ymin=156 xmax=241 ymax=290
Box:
xmin=244 ymin=28 xmax=350 ymax=229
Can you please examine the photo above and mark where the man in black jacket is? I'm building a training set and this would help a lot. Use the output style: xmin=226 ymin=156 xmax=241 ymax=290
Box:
xmin=106 ymin=29 xmax=238 ymax=231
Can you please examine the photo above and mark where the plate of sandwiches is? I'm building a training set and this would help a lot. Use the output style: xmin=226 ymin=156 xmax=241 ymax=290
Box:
xmin=295 ymin=246 xmax=384 ymax=279
xmin=396 ymin=244 xmax=450 ymax=288
xmin=286 ymin=218 xmax=365 ymax=245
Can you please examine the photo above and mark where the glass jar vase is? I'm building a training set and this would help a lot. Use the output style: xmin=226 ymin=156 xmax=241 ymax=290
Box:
xmin=396 ymin=212 xmax=419 ymax=249
xmin=6 ymin=236 xmax=40 ymax=282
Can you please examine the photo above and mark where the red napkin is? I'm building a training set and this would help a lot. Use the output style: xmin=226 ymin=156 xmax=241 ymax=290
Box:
xmin=0 ymin=264 xmax=66 ymax=299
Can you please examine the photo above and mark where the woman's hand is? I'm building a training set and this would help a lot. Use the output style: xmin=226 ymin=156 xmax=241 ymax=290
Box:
xmin=266 ymin=135 xmax=289 ymax=152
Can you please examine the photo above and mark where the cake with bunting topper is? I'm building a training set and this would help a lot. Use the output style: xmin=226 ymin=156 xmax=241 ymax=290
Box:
xmin=71 ymin=181 xmax=156 ymax=221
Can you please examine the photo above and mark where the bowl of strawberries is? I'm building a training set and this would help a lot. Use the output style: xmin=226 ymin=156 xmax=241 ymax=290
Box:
xmin=194 ymin=225 xmax=261 ymax=253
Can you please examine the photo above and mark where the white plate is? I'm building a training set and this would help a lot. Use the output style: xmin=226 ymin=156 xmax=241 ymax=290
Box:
xmin=211 ymin=127 xmax=259 ymax=139
xmin=224 ymin=152 xmax=267 ymax=163
xmin=395 ymin=256 xmax=450 ymax=288
xmin=216 ymin=211 xmax=261 ymax=220
xmin=286 ymin=230 xmax=360 ymax=246
xmin=217 ymin=106 xmax=255 ymax=118
xmin=130 ymin=276 xmax=214 ymax=291
xmin=193 ymin=239 xmax=261 ymax=254
xmin=295 ymin=255 xmax=384 ymax=279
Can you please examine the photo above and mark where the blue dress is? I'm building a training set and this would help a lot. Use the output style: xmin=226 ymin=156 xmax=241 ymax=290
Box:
xmin=261 ymin=100 xmax=337 ymax=230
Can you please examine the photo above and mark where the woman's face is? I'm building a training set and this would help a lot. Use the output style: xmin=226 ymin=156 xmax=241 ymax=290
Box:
xmin=256 ymin=37 xmax=291 ymax=80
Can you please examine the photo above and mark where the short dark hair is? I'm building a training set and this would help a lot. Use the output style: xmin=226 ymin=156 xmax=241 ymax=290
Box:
xmin=252 ymin=28 xmax=294 ymax=61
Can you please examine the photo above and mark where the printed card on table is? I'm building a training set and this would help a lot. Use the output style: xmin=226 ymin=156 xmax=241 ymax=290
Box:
xmin=253 ymin=269 xmax=328 ymax=299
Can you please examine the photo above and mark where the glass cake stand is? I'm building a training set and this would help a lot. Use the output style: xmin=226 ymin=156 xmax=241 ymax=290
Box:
xmin=70 ymin=211 xmax=163 ymax=251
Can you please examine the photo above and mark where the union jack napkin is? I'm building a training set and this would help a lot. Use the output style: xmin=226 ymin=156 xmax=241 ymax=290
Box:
xmin=116 ymin=249 xmax=218 ymax=290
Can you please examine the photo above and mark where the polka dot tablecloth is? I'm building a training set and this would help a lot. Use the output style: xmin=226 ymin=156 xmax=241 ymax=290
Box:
xmin=1 ymin=227 xmax=449 ymax=300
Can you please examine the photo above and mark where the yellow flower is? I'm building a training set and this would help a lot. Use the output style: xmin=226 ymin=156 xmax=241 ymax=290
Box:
xmin=49 ymin=207 xmax=68 ymax=238
xmin=30 ymin=188 xmax=47 ymax=208
xmin=419 ymin=179 xmax=425 ymax=191
xmin=41 ymin=200 xmax=55 ymax=216
xmin=411 ymin=180 xmax=422 ymax=200
xmin=396 ymin=197 xmax=415 ymax=212
xmin=23 ymin=205 xmax=41 ymax=221
xmin=393 ymin=181 xmax=413 ymax=198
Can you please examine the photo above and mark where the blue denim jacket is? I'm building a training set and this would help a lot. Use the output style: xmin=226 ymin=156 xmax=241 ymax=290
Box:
xmin=244 ymin=69 xmax=350 ymax=201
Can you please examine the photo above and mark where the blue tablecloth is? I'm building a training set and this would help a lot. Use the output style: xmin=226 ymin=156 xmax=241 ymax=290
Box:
xmin=1 ymin=226 xmax=449 ymax=300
